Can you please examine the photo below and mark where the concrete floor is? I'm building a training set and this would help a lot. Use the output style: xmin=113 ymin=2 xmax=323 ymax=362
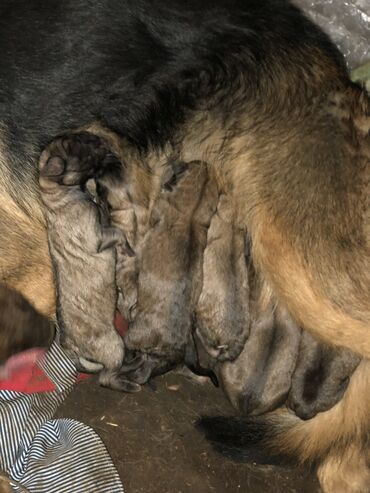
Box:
xmin=56 ymin=372 xmax=320 ymax=493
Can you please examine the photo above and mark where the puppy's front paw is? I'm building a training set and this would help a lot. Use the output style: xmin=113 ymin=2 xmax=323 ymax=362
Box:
xmin=99 ymin=368 xmax=141 ymax=393
xmin=39 ymin=132 xmax=116 ymax=186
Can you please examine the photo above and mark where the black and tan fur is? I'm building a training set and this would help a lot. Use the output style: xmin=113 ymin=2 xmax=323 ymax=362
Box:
xmin=0 ymin=0 xmax=368 ymax=490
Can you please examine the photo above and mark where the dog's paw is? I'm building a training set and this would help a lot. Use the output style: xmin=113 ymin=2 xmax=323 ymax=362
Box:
xmin=118 ymin=352 xmax=175 ymax=385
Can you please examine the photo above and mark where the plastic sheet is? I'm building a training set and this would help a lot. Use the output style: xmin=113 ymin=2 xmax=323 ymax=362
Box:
xmin=294 ymin=0 xmax=370 ymax=70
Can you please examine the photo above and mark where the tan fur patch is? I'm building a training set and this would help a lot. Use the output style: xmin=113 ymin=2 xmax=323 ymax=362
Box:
xmin=317 ymin=444 xmax=370 ymax=493
xmin=251 ymin=216 xmax=370 ymax=359
xmin=0 ymin=194 xmax=55 ymax=317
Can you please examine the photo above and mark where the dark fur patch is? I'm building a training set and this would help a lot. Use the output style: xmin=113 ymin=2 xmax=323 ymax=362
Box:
xmin=196 ymin=416 xmax=295 ymax=466
xmin=0 ymin=0 xmax=347 ymax=204
xmin=0 ymin=283 xmax=54 ymax=364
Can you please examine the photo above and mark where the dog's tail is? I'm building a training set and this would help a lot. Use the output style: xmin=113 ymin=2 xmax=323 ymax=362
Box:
xmin=197 ymin=413 xmax=297 ymax=465
xmin=198 ymin=359 xmax=370 ymax=491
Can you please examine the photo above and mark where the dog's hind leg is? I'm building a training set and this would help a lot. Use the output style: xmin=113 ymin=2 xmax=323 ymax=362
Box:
xmin=0 ymin=198 xmax=55 ymax=318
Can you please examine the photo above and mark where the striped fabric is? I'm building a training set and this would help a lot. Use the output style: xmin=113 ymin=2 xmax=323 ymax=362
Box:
xmin=0 ymin=339 xmax=124 ymax=492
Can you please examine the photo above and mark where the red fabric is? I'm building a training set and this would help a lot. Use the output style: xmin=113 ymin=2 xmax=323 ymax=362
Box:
xmin=0 ymin=348 xmax=56 ymax=393
xmin=0 ymin=311 xmax=128 ymax=393
xmin=114 ymin=311 xmax=129 ymax=337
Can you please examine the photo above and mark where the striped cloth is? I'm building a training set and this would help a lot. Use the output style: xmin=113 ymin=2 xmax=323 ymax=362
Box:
xmin=0 ymin=339 xmax=124 ymax=493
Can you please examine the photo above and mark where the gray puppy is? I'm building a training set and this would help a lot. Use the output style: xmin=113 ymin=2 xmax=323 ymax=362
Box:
xmin=120 ymin=161 xmax=219 ymax=383
xmin=95 ymin=157 xmax=141 ymax=324
xmin=39 ymin=132 xmax=140 ymax=392
xmin=219 ymin=276 xmax=301 ymax=415
xmin=195 ymin=193 xmax=250 ymax=362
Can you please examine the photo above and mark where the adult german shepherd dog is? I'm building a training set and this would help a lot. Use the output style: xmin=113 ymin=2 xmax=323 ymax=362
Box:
xmin=0 ymin=1 xmax=369 ymax=491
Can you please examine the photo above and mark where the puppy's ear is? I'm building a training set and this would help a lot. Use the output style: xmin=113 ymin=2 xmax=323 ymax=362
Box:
xmin=184 ymin=336 xmax=219 ymax=387
xmin=161 ymin=161 xmax=188 ymax=191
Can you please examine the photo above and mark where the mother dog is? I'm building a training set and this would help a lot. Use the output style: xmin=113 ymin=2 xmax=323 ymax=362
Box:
xmin=0 ymin=1 xmax=369 ymax=491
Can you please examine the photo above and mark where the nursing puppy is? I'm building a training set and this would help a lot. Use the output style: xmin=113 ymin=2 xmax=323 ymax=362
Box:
xmin=219 ymin=297 xmax=301 ymax=416
xmin=94 ymin=152 xmax=143 ymax=324
xmin=122 ymin=160 xmax=219 ymax=383
xmin=39 ymin=132 xmax=140 ymax=392
xmin=191 ymin=235 xmax=360 ymax=419
xmin=195 ymin=193 xmax=250 ymax=362
xmin=97 ymin=153 xmax=219 ymax=384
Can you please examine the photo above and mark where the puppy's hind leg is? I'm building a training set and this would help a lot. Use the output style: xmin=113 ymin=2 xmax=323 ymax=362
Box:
xmin=74 ymin=333 xmax=142 ymax=393
xmin=184 ymin=336 xmax=219 ymax=387
xmin=98 ymin=368 xmax=141 ymax=393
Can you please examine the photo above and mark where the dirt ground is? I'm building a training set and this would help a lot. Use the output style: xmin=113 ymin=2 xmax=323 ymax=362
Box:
xmin=56 ymin=372 xmax=319 ymax=493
